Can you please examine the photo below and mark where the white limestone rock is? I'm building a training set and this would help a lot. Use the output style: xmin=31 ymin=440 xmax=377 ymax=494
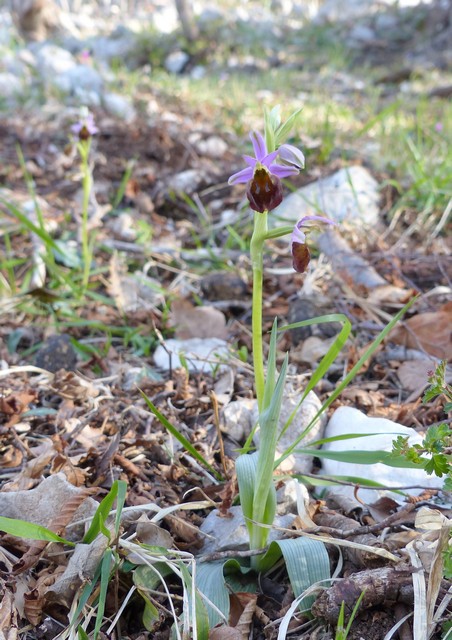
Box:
xmin=321 ymin=406 xmax=444 ymax=504
xmin=272 ymin=165 xmax=380 ymax=228
xmin=153 ymin=338 xmax=229 ymax=373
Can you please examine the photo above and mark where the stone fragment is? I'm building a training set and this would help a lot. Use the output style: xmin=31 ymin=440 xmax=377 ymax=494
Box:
xmin=102 ymin=93 xmax=136 ymax=122
xmin=321 ymin=406 xmax=444 ymax=505
xmin=164 ymin=50 xmax=190 ymax=74
xmin=35 ymin=334 xmax=77 ymax=373
xmin=199 ymin=506 xmax=296 ymax=554
xmin=273 ymin=165 xmax=380 ymax=228
xmin=200 ymin=272 xmax=248 ymax=301
xmin=153 ymin=338 xmax=229 ymax=373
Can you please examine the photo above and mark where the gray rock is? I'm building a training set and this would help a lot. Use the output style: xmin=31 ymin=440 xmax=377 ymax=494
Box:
xmin=53 ymin=64 xmax=103 ymax=95
xmin=164 ymin=50 xmax=190 ymax=74
xmin=89 ymin=32 xmax=139 ymax=65
xmin=200 ymin=272 xmax=248 ymax=301
xmin=36 ymin=44 xmax=76 ymax=77
xmin=349 ymin=24 xmax=377 ymax=43
xmin=194 ymin=135 xmax=228 ymax=159
xmin=199 ymin=506 xmax=297 ymax=554
xmin=35 ymin=334 xmax=77 ymax=373
xmin=322 ymin=407 xmax=444 ymax=505
xmin=0 ymin=73 xmax=23 ymax=100
xmin=273 ymin=165 xmax=380 ymax=228
xmin=167 ymin=169 xmax=205 ymax=194
xmin=102 ymin=92 xmax=136 ymax=122
xmin=288 ymin=297 xmax=342 ymax=345
xmin=153 ymin=338 xmax=229 ymax=373
xmin=222 ymin=399 xmax=255 ymax=442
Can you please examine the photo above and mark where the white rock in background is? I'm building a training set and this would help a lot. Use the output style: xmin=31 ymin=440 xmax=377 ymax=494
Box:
xmin=199 ymin=506 xmax=296 ymax=554
xmin=153 ymin=338 xmax=229 ymax=373
xmin=54 ymin=64 xmax=103 ymax=95
xmin=36 ymin=44 xmax=77 ymax=77
xmin=273 ymin=165 xmax=380 ymax=228
xmin=164 ymin=50 xmax=190 ymax=74
xmin=222 ymin=399 xmax=255 ymax=441
xmin=167 ymin=169 xmax=205 ymax=194
xmin=89 ymin=32 xmax=138 ymax=64
xmin=0 ymin=72 xmax=23 ymax=100
xmin=195 ymin=136 xmax=228 ymax=159
xmin=321 ymin=406 xmax=444 ymax=504
xmin=102 ymin=92 xmax=136 ymax=122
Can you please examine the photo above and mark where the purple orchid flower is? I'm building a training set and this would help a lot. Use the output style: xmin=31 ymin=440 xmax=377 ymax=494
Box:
xmin=228 ymin=131 xmax=305 ymax=213
xmin=71 ymin=111 xmax=99 ymax=141
xmin=291 ymin=215 xmax=336 ymax=273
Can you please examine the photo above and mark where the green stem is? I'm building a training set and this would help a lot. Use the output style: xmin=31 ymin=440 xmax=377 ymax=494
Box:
xmin=250 ymin=211 xmax=268 ymax=412
xmin=79 ymin=139 xmax=92 ymax=291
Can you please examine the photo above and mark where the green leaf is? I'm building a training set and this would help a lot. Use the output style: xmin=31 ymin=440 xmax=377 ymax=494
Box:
xmin=93 ymin=549 xmax=113 ymax=640
xmin=179 ymin=561 xmax=210 ymax=640
xmin=262 ymin=318 xmax=278 ymax=411
xmin=196 ymin=558 xmax=252 ymax=627
xmin=138 ymin=590 xmax=160 ymax=631
xmin=83 ymin=480 xmax=127 ymax=544
xmin=259 ymin=537 xmax=330 ymax=610
xmin=140 ymin=390 xmax=222 ymax=480
xmin=0 ymin=516 xmax=73 ymax=545
xmin=0 ymin=196 xmax=61 ymax=255
xmin=77 ymin=626 xmax=90 ymax=640
xmin=297 ymin=447 xmax=429 ymax=468
xmin=276 ymin=297 xmax=418 ymax=468
xmin=277 ymin=314 xmax=351 ymax=443
xmin=274 ymin=108 xmax=303 ymax=147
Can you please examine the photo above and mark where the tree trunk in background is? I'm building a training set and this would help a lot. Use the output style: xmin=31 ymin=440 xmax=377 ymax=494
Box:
xmin=175 ymin=0 xmax=198 ymax=42
xmin=9 ymin=0 xmax=59 ymax=41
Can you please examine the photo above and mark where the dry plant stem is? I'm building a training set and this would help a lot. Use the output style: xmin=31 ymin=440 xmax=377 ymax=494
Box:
xmin=250 ymin=210 xmax=268 ymax=412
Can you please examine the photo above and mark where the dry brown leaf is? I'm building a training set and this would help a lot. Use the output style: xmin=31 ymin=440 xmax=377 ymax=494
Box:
xmin=397 ymin=359 xmax=432 ymax=391
xmin=23 ymin=567 xmax=65 ymax=626
xmin=12 ymin=485 xmax=98 ymax=574
xmin=170 ymin=299 xmax=227 ymax=339
xmin=0 ymin=390 xmax=37 ymax=427
xmin=390 ymin=303 xmax=452 ymax=360
xmin=0 ymin=586 xmax=18 ymax=640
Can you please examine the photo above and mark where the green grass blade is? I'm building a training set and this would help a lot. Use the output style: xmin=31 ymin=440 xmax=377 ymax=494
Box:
xmin=297 ymin=447 xmax=428 ymax=468
xmin=276 ymin=297 xmax=418 ymax=468
xmin=83 ymin=480 xmax=127 ymax=544
xmin=140 ymin=390 xmax=222 ymax=480
xmin=0 ymin=197 xmax=61 ymax=255
xmin=0 ymin=516 xmax=73 ymax=545
xmin=93 ymin=548 xmax=113 ymax=640
xmin=277 ymin=314 xmax=351 ymax=441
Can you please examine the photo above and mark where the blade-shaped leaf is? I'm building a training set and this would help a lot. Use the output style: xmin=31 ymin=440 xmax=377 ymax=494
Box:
xmin=140 ymin=390 xmax=222 ymax=480
xmin=196 ymin=558 xmax=247 ymax=627
xmin=260 ymin=537 xmax=330 ymax=610
xmin=0 ymin=516 xmax=73 ymax=545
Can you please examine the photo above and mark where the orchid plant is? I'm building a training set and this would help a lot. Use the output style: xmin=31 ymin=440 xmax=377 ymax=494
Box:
xmin=228 ymin=107 xmax=335 ymax=567
xmin=71 ymin=107 xmax=99 ymax=292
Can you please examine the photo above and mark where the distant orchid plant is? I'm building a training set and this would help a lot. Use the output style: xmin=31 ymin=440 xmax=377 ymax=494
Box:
xmin=228 ymin=107 xmax=335 ymax=567
xmin=71 ymin=107 xmax=98 ymax=291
